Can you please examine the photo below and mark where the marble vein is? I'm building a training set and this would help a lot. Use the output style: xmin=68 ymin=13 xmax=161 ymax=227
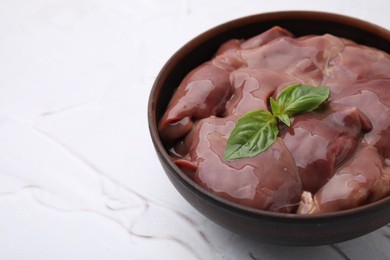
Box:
xmin=32 ymin=122 xmax=211 ymax=257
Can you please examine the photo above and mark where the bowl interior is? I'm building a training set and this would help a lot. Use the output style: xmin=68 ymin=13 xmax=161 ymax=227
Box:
xmin=148 ymin=11 xmax=390 ymax=245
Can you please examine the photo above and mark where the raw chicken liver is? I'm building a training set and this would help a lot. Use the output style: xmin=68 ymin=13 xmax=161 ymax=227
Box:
xmin=159 ymin=26 xmax=390 ymax=213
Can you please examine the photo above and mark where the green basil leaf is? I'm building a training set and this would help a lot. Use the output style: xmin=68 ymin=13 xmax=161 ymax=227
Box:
xmin=269 ymin=97 xmax=280 ymax=115
xmin=224 ymin=110 xmax=278 ymax=160
xmin=224 ymin=84 xmax=330 ymax=160
xmin=270 ymin=97 xmax=291 ymax=126
xmin=277 ymin=84 xmax=330 ymax=117
xmin=277 ymin=113 xmax=291 ymax=127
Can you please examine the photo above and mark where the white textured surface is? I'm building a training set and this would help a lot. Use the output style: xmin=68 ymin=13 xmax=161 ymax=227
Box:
xmin=1 ymin=0 xmax=390 ymax=259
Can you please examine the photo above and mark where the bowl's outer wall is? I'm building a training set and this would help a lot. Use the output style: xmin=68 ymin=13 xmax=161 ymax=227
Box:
xmin=149 ymin=11 xmax=390 ymax=246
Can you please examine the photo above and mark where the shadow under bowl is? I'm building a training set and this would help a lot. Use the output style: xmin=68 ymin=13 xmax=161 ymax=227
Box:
xmin=148 ymin=11 xmax=390 ymax=246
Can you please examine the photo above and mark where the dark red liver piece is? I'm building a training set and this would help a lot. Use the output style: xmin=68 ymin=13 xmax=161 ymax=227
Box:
xmin=281 ymin=103 xmax=372 ymax=193
xmin=179 ymin=116 xmax=302 ymax=213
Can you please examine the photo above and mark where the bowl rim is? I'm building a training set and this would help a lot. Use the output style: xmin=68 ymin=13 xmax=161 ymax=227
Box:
xmin=148 ymin=10 xmax=390 ymax=221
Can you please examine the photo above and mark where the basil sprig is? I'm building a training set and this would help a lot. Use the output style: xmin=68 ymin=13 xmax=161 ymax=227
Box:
xmin=224 ymin=84 xmax=330 ymax=160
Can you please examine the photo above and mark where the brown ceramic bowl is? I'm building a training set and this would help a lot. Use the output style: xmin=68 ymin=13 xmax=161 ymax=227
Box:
xmin=148 ymin=11 xmax=390 ymax=246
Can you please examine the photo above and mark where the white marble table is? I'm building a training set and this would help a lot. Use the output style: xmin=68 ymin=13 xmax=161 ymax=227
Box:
xmin=1 ymin=0 xmax=389 ymax=259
